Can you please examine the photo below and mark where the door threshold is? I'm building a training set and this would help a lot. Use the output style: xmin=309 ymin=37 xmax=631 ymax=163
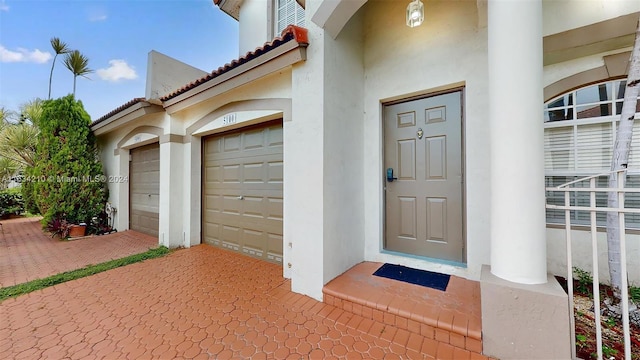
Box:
xmin=380 ymin=249 xmax=467 ymax=269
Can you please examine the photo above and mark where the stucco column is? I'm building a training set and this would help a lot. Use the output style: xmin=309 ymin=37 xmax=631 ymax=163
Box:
xmin=183 ymin=136 xmax=202 ymax=248
xmin=488 ymin=0 xmax=546 ymax=284
xmin=159 ymin=140 xmax=184 ymax=248
xmin=115 ymin=148 xmax=129 ymax=232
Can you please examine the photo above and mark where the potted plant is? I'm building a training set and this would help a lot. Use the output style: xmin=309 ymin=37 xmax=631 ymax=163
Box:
xmin=68 ymin=222 xmax=87 ymax=237
xmin=46 ymin=218 xmax=71 ymax=238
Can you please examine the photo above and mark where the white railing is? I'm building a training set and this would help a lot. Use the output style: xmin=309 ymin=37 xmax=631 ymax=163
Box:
xmin=546 ymin=169 xmax=634 ymax=360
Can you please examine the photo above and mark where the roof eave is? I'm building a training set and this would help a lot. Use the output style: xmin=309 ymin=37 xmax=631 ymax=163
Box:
xmin=91 ymin=102 xmax=164 ymax=136
xmin=215 ymin=0 xmax=241 ymax=20
xmin=163 ymin=40 xmax=307 ymax=114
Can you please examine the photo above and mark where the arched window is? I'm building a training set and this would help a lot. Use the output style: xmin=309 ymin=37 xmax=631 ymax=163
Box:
xmin=544 ymin=79 xmax=640 ymax=228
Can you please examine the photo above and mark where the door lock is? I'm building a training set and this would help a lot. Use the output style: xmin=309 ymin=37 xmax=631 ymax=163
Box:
xmin=417 ymin=128 xmax=423 ymax=139
xmin=386 ymin=168 xmax=398 ymax=182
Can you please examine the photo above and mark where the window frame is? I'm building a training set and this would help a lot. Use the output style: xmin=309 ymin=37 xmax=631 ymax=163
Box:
xmin=272 ymin=0 xmax=305 ymax=36
xmin=544 ymin=78 xmax=640 ymax=229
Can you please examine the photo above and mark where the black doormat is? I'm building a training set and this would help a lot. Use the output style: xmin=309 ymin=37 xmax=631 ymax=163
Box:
xmin=373 ymin=263 xmax=450 ymax=291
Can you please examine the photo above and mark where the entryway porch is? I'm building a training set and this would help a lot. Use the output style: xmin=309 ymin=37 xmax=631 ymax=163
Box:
xmin=322 ymin=261 xmax=486 ymax=359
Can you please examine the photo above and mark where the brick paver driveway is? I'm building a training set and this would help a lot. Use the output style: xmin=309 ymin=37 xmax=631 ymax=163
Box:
xmin=0 ymin=245 xmax=430 ymax=359
xmin=0 ymin=217 xmax=157 ymax=287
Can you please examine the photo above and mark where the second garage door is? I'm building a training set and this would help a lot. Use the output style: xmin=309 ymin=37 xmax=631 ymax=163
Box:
xmin=129 ymin=143 xmax=160 ymax=237
xmin=203 ymin=121 xmax=283 ymax=264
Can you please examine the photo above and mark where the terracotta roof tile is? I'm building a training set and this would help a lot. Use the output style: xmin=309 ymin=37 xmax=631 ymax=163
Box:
xmin=92 ymin=97 xmax=146 ymax=126
xmin=160 ymin=25 xmax=308 ymax=102
xmin=92 ymin=25 xmax=309 ymax=126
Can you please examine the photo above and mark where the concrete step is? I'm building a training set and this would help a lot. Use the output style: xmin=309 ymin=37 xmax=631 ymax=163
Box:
xmin=322 ymin=262 xmax=485 ymax=357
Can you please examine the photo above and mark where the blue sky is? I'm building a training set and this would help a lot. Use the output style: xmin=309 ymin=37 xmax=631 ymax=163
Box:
xmin=0 ymin=0 xmax=239 ymax=120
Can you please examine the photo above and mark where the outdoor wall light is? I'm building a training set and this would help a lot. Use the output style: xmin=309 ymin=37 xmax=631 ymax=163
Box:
xmin=406 ymin=0 xmax=424 ymax=28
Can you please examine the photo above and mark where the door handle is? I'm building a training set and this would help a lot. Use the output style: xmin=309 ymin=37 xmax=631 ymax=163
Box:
xmin=386 ymin=168 xmax=398 ymax=182
xmin=237 ymin=196 xmax=244 ymax=200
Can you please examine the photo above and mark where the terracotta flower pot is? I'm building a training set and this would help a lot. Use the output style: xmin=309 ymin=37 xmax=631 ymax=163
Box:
xmin=69 ymin=224 xmax=86 ymax=238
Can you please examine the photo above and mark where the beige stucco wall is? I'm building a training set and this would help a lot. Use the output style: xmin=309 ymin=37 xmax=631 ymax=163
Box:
xmin=321 ymin=11 xmax=365 ymax=289
xmin=543 ymin=0 xmax=640 ymax=36
xmin=288 ymin=0 xmax=366 ymax=300
xmin=547 ymin=228 xmax=640 ymax=286
xmin=238 ymin=0 xmax=271 ymax=56
xmin=360 ymin=0 xmax=489 ymax=280
xmin=178 ymin=71 xmax=292 ymax=129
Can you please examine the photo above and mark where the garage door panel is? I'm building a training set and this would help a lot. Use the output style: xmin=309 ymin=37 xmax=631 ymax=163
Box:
xmin=209 ymin=212 xmax=281 ymax=230
xmin=207 ymin=137 xmax=222 ymax=150
xmin=268 ymin=161 xmax=283 ymax=182
xmin=243 ymin=247 xmax=265 ymax=258
xmin=203 ymin=195 xmax=222 ymax=211
xmin=130 ymin=143 xmax=160 ymax=237
xmin=222 ymin=225 xmax=240 ymax=243
xmin=267 ymin=198 xmax=283 ymax=220
xmin=243 ymin=196 xmax=265 ymax=217
xmin=267 ymin=233 xmax=283 ymax=263
xmin=243 ymin=229 xmax=265 ymax=249
xmin=203 ymin=121 xmax=283 ymax=264
xmin=243 ymin=162 xmax=265 ymax=183
xmin=223 ymin=134 xmax=242 ymax=152
xmin=244 ymin=129 xmax=266 ymax=150
xmin=222 ymin=196 xmax=242 ymax=215
xmin=267 ymin=127 xmax=283 ymax=146
xmin=223 ymin=165 xmax=241 ymax=183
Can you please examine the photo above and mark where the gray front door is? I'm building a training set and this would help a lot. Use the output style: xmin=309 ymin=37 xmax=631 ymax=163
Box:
xmin=384 ymin=91 xmax=464 ymax=262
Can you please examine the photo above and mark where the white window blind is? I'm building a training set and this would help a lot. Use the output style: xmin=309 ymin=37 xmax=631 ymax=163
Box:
xmin=544 ymin=79 xmax=640 ymax=228
xmin=275 ymin=0 xmax=305 ymax=35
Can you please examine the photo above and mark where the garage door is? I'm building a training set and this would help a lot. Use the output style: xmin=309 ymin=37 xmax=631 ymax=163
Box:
xmin=129 ymin=143 xmax=160 ymax=237
xmin=203 ymin=121 xmax=283 ymax=264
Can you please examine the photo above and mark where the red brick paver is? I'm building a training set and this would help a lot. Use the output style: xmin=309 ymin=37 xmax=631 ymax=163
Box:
xmin=0 ymin=245 xmax=460 ymax=359
xmin=0 ymin=217 xmax=157 ymax=287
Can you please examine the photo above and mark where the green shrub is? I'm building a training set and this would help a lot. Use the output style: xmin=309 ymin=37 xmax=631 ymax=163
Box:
xmin=27 ymin=95 xmax=107 ymax=225
xmin=630 ymin=285 xmax=640 ymax=304
xmin=0 ymin=188 xmax=24 ymax=218
xmin=21 ymin=179 xmax=39 ymax=215
xmin=573 ymin=267 xmax=593 ymax=296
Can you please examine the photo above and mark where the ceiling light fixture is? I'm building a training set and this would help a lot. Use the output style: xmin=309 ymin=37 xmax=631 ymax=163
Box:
xmin=406 ymin=0 xmax=424 ymax=28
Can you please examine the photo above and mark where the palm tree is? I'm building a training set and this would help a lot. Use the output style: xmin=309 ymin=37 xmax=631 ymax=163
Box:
xmin=0 ymin=156 xmax=18 ymax=189
xmin=18 ymin=99 xmax=43 ymax=125
xmin=0 ymin=123 xmax=39 ymax=168
xmin=0 ymin=101 xmax=40 ymax=168
xmin=0 ymin=106 xmax=15 ymax=126
xmin=48 ymin=37 xmax=70 ymax=99
xmin=63 ymin=50 xmax=92 ymax=96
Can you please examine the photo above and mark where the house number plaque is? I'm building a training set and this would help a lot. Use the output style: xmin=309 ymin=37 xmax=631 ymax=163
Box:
xmin=223 ymin=113 xmax=237 ymax=125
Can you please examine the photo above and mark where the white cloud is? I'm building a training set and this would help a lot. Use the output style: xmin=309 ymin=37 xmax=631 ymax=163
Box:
xmin=0 ymin=1 xmax=9 ymax=12
xmin=89 ymin=14 xmax=107 ymax=22
xmin=0 ymin=45 xmax=52 ymax=63
xmin=26 ymin=48 xmax=51 ymax=63
xmin=97 ymin=59 xmax=138 ymax=82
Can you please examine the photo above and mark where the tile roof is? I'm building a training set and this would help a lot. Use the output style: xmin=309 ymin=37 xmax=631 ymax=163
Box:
xmin=92 ymin=25 xmax=308 ymax=127
xmin=159 ymin=25 xmax=309 ymax=102
xmin=92 ymin=98 xmax=146 ymax=126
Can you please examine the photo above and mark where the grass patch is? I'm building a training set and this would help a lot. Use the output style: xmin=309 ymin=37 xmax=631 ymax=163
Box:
xmin=0 ymin=246 xmax=170 ymax=302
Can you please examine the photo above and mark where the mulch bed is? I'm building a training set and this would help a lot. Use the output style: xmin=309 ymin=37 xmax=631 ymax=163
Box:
xmin=557 ymin=276 xmax=640 ymax=360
